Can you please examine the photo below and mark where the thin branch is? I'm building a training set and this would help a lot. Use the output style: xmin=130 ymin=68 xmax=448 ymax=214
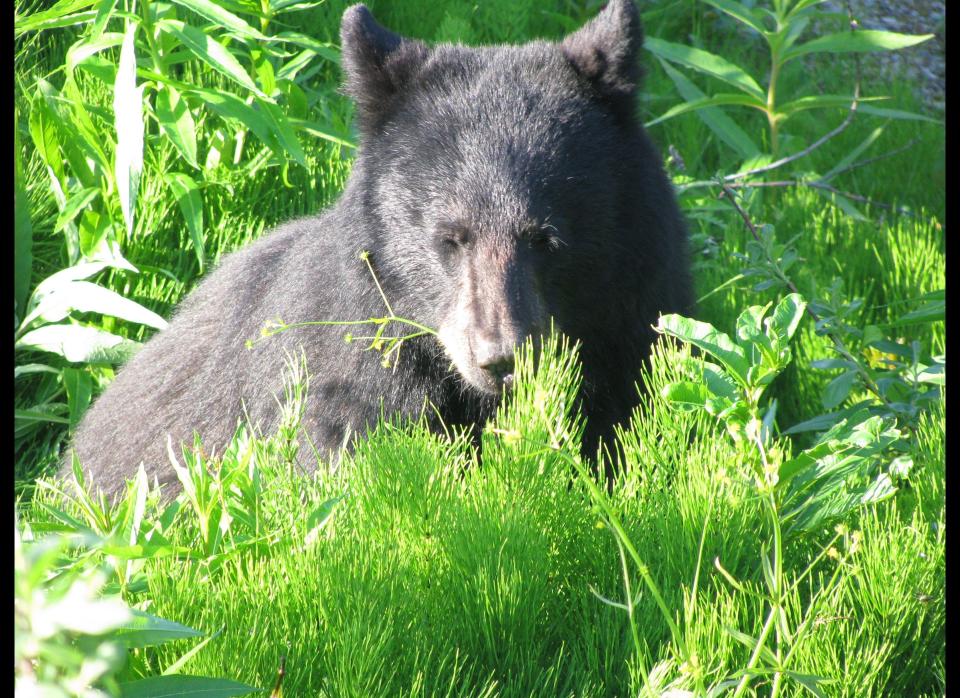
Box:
xmin=724 ymin=179 xmax=916 ymax=217
xmin=819 ymin=136 xmax=922 ymax=183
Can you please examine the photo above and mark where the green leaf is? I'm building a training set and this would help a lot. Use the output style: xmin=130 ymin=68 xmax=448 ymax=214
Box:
xmin=185 ymin=86 xmax=283 ymax=156
xmin=821 ymin=370 xmax=857 ymax=409
xmin=54 ymin=187 xmax=100 ymax=233
xmin=768 ymin=293 xmax=806 ymax=344
xmin=701 ymin=361 xmax=740 ymax=402
xmin=112 ymin=609 xmax=203 ymax=648
xmin=656 ymin=58 xmax=759 ymax=158
xmin=662 ymin=381 xmax=712 ymax=411
xmin=119 ymin=675 xmax=260 ymax=698
xmin=29 ymin=84 xmax=66 ymax=182
xmin=63 ymin=367 xmax=93 ymax=428
xmin=256 ymin=97 xmax=307 ymax=167
xmin=783 ymin=30 xmax=934 ymax=63
xmin=158 ymin=19 xmax=265 ymax=97
xmin=856 ymin=104 xmax=943 ymax=124
xmin=778 ymin=94 xmax=887 ymax=115
xmin=65 ymin=31 xmax=124 ymax=75
xmin=15 ymin=0 xmax=97 ymax=34
xmin=272 ymin=31 xmax=341 ymax=64
xmin=22 ymin=279 xmax=168 ymax=331
xmin=155 ymin=85 xmax=199 ymax=169
xmin=656 ymin=314 xmax=749 ymax=386
xmin=645 ymin=37 xmax=765 ymax=100
xmin=15 ymin=130 xmax=34 ymax=319
xmin=786 ymin=672 xmax=833 ymax=698
xmin=167 ymin=0 xmax=267 ymax=40
xmin=289 ymin=118 xmax=355 ymax=149
xmin=16 ymin=324 xmax=141 ymax=364
xmin=700 ymin=0 xmax=767 ymax=35
xmin=90 ymin=0 xmax=119 ymax=40
xmin=115 ymin=23 xmax=145 ymax=236
xmin=886 ymin=291 xmax=945 ymax=326
xmin=165 ymin=173 xmax=205 ymax=270
xmin=820 ymin=124 xmax=886 ymax=182
xmin=645 ymin=93 xmax=766 ymax=128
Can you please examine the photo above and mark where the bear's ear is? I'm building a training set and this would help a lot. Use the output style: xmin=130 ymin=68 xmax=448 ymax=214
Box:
xmin=340 ymin=4 xmax=430 ymax=132
xmin=561 ymin=0 xmax=643 ymax=112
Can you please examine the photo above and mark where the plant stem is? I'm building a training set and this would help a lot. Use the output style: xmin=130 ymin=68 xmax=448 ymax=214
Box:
xmin=767 ymin=50 xmax=781 ymax=156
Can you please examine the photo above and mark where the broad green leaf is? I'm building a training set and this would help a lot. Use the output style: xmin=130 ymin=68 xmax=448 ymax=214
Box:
xmin=656 ymin=58 xmax=759 ymax=158
xmin=857 ymin=104 xmax=943 ymax=125
xmin=54 ymin=187 xmax=100 ymax=233
xmin=15 ymin=0 xmax=97 ymax=34
xmin=167 ymin=0 xmax=266 ymax=40
xmin=114 ymin=23 xmax=145 ymax=236
xmin=252 ymin=49 xmax=276 ymax=95
xmin=271 ymin=0 xmax=325 ymax=12
xmin=289 ymin=118 xmax=355 ymax=149
xmin=700 ymin=0 xmax=767 ymax=35
xmin=119 ymin=675 xmax=260 ymax=698
xmin=701 ymin=361 xmax=740 ymax=402
xmin=186 ymin=87 xmax=283 ymax=156
xmin=821 ymin=370 xmax=857 ymax=409
xmin=155 ymin=85 xmax=199 ymax=169
xmin=65 ymin=31 xmax=124 ymax=74
xmin=885 ymin=291 xmax=944 ymax=326
xmin=15 ymin=363 xmax=61 ymax=379
xmin=15 ymin=408 xmax=71 ymax=426
xmin=778 ymin=94 xmax=887 ymax=115
xmin=645 ymin=37 xmax=765 ymax=100
xmin=768 ymin=293 xmax=806 ymax=343
xmin=165 ymin=173 xmax=205 ymax=270
xmin=63 ymin=367 xmax=93 ymax=427
xmin=656 ymin=314 xmax=749 ymax=386
xmin=112 ymin=608 xmax=202 ymax=648
xmin=782 ymin=401 xmax=874 ymax=435
xmin=645 ymin=93 xmax=766 ymax=128
xmin=257 ymin=97 xmax=307 ymax=167
xmin=21 ymin=280 xmax=168 ymax=331
xmin=15 ymin=129 xmax=34 ymax=319
xmin=735 ymin=304 xmax=769 ymax=346
xmin=661 ymin=381 xmax=711 ymax=411
xmin=89 ymin=0 xmax=119 ymax=40
xmin=783 ymin=30 xmax=934 ymax=63
xmin=787 ymin=0 xmax=829 ymax=16
xmin=784 ymin=671 xmax=834 ymax=698
xmin=158 ymin=20 xmax=265 ymax=97
xmin=16 ymin=324 xmax=141 ymax=364
xmin=29 ymin=84 xmax=66 ymax=182
xmin=61 ymin=78 xmax=113 ymax=174
xmin=273 ymin=31 xmax=341 ymax=64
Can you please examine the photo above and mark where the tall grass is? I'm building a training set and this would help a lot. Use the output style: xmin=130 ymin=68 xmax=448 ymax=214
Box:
xmin=15 ymin=0 xmax=943 ymax=695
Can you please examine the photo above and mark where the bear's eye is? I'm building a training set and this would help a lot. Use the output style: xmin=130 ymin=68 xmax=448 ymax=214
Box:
xmin=525 ymin=228 xmax=566 ymax=253
xmin=437 ymin=223 xmax=471 ymax=258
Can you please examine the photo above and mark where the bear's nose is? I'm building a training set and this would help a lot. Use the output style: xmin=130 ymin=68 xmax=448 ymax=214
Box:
xmin=481 ymin=356 xmax=515 ymax=386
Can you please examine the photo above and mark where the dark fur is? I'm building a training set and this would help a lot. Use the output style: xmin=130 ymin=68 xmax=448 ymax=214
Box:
xmin=66 ymin=0 xmax=692 ymax=495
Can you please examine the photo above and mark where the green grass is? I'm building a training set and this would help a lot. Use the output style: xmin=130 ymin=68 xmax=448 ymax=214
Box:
xmin=15 ymin=0 xmax=944 ymax=695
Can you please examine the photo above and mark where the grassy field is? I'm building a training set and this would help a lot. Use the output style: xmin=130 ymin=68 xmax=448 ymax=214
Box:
xmin=15 ymin=1 xmax=944 ymax=695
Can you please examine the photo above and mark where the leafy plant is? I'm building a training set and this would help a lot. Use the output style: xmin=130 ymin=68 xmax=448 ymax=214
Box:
xmin=645 ymin=0 xmax=934 ymax=157
xmin=15 ymin=510 xmax=260 ymax=697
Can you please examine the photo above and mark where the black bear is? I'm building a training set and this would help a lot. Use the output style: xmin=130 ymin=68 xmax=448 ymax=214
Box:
xmin=67 ymin=0 xmax=692 ymax=496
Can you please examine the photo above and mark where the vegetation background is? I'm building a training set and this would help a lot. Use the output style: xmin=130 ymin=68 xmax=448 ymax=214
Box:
xmin=14 ymin=0 xmax=944 ymax=696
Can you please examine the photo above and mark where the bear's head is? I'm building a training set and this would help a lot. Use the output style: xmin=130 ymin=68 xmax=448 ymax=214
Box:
xmin=340 ymin=0 xmax=648 ymax=396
